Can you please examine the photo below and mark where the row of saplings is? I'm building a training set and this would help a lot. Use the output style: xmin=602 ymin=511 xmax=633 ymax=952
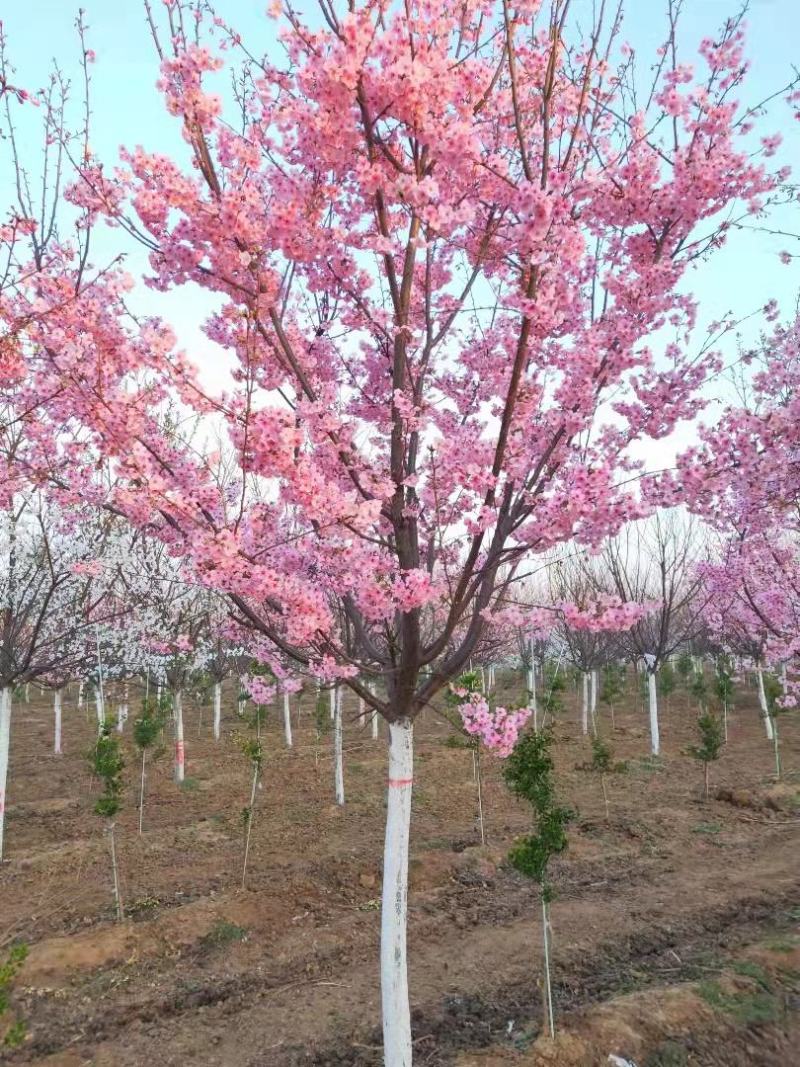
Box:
xmin=82 ymin=679 xmax=355 ymax=919
xmin=440 ymin=658 xmax=787 ymax=1040
xmin=0 ymin=658 xmax=785 ymax=1049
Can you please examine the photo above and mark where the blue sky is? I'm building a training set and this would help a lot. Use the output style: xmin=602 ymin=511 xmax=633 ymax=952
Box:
xmin=3 ymin=0 xmax=799 ymax=456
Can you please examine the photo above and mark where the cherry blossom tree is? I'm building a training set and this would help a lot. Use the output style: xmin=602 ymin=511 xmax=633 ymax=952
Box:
xmin=676 ymin=312 xmax=800 ymax=697
xmin=698 ymin=542 xmax=789 ymax=748
xmin=3 ymin=2 xmax=791 ymax=1059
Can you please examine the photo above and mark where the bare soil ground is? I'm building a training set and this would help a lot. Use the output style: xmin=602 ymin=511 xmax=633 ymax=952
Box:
xmin=1 ymin=674 xmax=798 ymax=1066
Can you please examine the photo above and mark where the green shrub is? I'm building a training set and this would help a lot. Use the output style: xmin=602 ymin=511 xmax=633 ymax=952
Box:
xmin=0 ymin=943 xmax=28 ymax=1048
xmin=689 ymin=710 xmax=724 ymax=798
xmin=88 ymin=722 xmax=124 ymax=818
xmin=503 ymin=729 xmax=572 ymax=898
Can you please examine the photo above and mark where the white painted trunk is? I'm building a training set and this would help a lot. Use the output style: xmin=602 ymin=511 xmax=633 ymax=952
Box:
xmin=757 ymin=668 xmax=774 ymax=741
xmin=0 ymin=688 xmax=11 ymax=862
xmin=590 ymin=670 xmax=598 ymax=736
xmin=381 ymin=718 xmax=414 ymax=1066
xmin=174 ymin=690 xmax=185 ymax=783
xmin=116 ymin=703 xmax=126 ymax=733
xmin=648 ymin=670 xmax=660 ymax=756
xmin=213 ymin=681 xmax=222 ymax=741
xmin=329 ymin=685 xmax=336 ymax=721
xmin=54 ymin=689 xmax=63 ymax=755
xmin=581 ymin=672 xmax=589 ymax=735
xmin=334 ymin=686 xmax=345 ymax=805
xmin=372 ymin=708 xmax=380 ymax=740
xmin=358 ymin=695 xmax=366 ymax=727
xmin=527 ymin=641 xmax=538 ymax=730
xmin=78 ymin=679 xmax=85 ymax=710
xmin=283 ymin=689 xmax=293 ymax=748
xmin=95 ymin=686 xmax=105 ymax=734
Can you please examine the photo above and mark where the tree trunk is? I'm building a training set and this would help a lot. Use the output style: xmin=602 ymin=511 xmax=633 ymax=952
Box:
xmin=117 ymin=684 xmax=129 ymax=733
xmin=242 ymin=759 xmax=259 ymax=889
xmin=213 ymin=681 xmax=222 ymax=740
xmin=531 ymin=657 xmax=538 ymax=730
xmin=381 ymin=718 xmax=414 ymax=1066
xmin=475 ymin=745 xmax=485 ymax=845
xmin=0 ymin=688 xmax=11 ymax=862
xmin=78 ymin=679 xmax=85 ymax=711
xmin=756 ymin=667 xmax=774 ymax=741
xmin=590 ymin=670 xmax=598 ymax=737
xmin=283 ymin=689 xmax=293 ymax=748
xmin=541 ymin=893 xmax=555 ymax=1038
xmin=54 ymin=689 xmax=63 ymax=755
xmin=139 ymin=749 xmax=147 ymax=835
xmin=334 ymin=686 xmax=345 ymax=805
xmin=95 ymin=685 xmax=105 ymax=734
xmin=772 ymin=715 xmax=781 ymax=780
xmin=108 ymin=821 xmax=123 ymax=921
xmin=648 ymin=669 xmax=660 ymax=756
xmin=527 ymin=640 xmax=538 ymax=731
xmin=174 ymin=690 xmax=185 ymax=783
xmin=581 ymin=672 xmax=589 ymax=735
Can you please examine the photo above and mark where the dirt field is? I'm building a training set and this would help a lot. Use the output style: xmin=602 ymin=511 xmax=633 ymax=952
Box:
xmin=1 ymin=672 xmax=798 ymax=1066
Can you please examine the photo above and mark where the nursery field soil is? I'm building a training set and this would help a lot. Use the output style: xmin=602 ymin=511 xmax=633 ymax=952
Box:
xmin=1 ymin=676 xmax=798 ymax=1065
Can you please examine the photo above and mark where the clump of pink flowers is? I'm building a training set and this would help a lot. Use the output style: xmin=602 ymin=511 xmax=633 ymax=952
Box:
xmin=243 ymin=674 xmax=277 ymax=705
xmin=457 ymin=693 xmax=532 ymax=758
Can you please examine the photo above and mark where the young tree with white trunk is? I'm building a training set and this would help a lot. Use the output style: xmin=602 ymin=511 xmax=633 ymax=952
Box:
xmin=604 ymin=514 xmax=708 ymax=757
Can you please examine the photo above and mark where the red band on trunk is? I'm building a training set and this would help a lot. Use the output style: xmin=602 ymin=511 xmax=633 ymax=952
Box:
xmin=387 ymin=777 xmax=414 ymax=787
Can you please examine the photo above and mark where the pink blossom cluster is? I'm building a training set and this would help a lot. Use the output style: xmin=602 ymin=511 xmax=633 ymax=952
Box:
xmin=560 ymin=596 xmax=652 ymax=632
xmin=70 ymin=559 xmax=105 ymax=577
xmin=309 ymin=655 xmax=358 ymax=684
xmin=242 ymin=675 xmax=277 ymax=706
xmin=457 ymin=693 xmax=532 ymax=758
